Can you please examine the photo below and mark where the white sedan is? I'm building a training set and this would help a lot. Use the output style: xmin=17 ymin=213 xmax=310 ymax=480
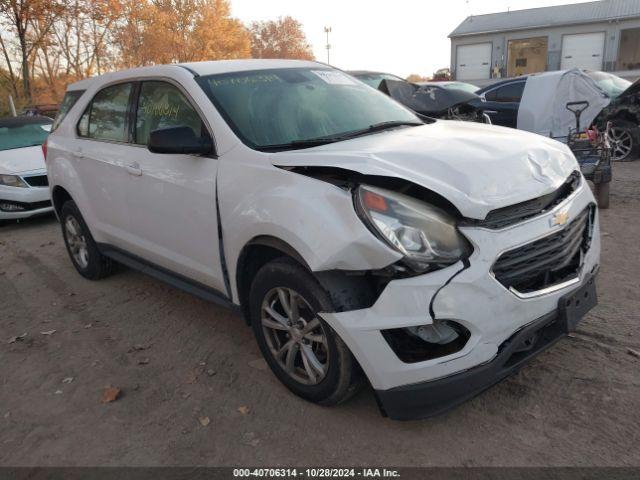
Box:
xmin=0 ymin=116 xmax=53 ymax=221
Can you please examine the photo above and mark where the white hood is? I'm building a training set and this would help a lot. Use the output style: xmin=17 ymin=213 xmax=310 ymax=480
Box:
xmin=271 ymin=121 xmax=578 ymax=220
xmin=0 ymin=145 xmax=46 ymax=175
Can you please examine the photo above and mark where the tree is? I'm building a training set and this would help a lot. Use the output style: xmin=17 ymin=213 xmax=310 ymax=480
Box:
xmin=0 ymin=0 xmax=64 ymax=103
xmin=250 ymin=16 xmax=313 ymax=60
xmin=115 ymin=0 xmax=250 ymax=66
xmin=406 ymin=73 xmax=430 ymax=83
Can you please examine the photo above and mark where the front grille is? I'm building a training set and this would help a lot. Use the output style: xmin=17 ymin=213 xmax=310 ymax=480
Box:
xmin=22 ymin=175 xmax=49 ymax=187
xmin=492 ymin=206 xmax=594 ymax=294
xmin=478 ymin=172 xmax=581 ymax=229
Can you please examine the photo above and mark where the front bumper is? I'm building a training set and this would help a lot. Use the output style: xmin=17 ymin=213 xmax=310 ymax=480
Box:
xmin=377 ymin=273 xmax=596 ymax=420
xmin=319 ymin=177 xmax=600 ymax=418
xmin=0 ymin=183 xmax=53 ymax=220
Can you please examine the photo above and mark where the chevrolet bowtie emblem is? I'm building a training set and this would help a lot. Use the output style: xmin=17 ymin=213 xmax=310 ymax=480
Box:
xmin=551 ymin=210 xmax=570 ymax=227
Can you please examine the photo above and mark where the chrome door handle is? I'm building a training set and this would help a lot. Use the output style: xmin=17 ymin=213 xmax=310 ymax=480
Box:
xmin=74 ymin=150 xmax=85 ymax=159
xmin=484 ymin=110 xmax=498 ymax=115
xmin=125 ymin=163 xmax=142 ymax=176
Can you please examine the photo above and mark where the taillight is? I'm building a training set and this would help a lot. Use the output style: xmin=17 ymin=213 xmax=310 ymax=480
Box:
xmin=42 ymin=138 xmax=48 ymax=161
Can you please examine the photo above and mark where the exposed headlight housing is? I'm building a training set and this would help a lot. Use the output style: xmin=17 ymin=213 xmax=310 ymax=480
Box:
xmin=355 ymin=185 xmax=471 ymax=272
xmin=0 ymin=174 xmax=28 ymax=188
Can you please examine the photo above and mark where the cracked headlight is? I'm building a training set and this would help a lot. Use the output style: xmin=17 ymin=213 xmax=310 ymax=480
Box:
xmin=0 ymin=175 xmax=28 ymax=188
xmin=355 ymin=185 xmax=471 ymax=272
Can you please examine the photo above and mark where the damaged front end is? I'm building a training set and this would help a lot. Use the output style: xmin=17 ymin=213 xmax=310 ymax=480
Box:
xmin=276 ymin=152 xmax=599 ymax=420
xmin=378 ymin=79 xmax=488 ymax=123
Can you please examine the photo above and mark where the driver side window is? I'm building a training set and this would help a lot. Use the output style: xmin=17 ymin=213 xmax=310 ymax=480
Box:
xmin=134 ymin=81 xmax=208 ymax=146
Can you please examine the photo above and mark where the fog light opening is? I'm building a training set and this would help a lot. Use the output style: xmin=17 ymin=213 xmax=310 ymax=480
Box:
xmin=382 ymin=320 xmax=470 ymax=364
xmin=0 ymin=201 xmax=25 ymax=212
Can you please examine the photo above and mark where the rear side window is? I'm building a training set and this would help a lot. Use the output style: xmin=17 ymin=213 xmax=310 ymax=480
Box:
xmin=77 ymin=83 xmax=133 ymax=142
xmin=134 ymin=81 xmax=206 ymax=145
xmin=52 ymin=90 xmax=84 ymax=131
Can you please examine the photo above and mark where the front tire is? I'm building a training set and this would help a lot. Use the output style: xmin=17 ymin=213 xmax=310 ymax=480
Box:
xmin=608 ymin=121 xmax=638 ymax=162
xmin=249 ymin=258 xmax=363 ymax=406
xmin=60 ymin=200 xmax=113 ymax=280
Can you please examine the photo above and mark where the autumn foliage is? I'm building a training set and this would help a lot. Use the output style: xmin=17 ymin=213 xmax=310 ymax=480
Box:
xmin=250 ymin=16 xmax=313 ymax=60
xmin=0 ymin=0 xmax=314 ymax=114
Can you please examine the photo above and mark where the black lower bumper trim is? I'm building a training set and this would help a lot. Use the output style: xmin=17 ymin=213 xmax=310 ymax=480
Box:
xmin=375 ymin=307 xmax=580 ymax=421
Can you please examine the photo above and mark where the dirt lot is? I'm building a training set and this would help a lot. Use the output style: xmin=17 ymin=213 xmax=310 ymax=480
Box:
xmin=1 ymin=163 xmax=639 ymax=467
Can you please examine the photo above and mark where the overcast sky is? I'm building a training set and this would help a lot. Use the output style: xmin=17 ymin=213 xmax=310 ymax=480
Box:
xmin=232 ymin=0 xmax=594 ymax=77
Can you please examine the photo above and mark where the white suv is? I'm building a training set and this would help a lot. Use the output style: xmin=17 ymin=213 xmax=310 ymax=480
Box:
xmin=46 ymin=60 xmax=600 ymax=420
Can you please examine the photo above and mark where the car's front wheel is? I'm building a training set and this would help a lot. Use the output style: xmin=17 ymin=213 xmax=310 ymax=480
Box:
xmin=60 ymin=200 xmax=113 ymax=280
xmin=249 ymin=258 xmax=364 ymax=406
xmin=608 ymin=121 xmax=638 ymax=162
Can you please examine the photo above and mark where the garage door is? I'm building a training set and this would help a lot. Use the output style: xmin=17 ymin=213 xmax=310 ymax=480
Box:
xmin=456 ymin=43 xmax=492 ymax=80
xmin=561 ymin=32 xmax=605 ymax=71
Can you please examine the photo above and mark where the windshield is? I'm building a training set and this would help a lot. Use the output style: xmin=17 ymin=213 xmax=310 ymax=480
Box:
xmin=0 ymin=119 xmax=51 ymax=151
xmin=586 ymin=71 xmax=631 ymax=99
xmin=440 ymin=82 xmax=479 ymax=94
xmin=198 ymin=68 xmax=420 ymax=150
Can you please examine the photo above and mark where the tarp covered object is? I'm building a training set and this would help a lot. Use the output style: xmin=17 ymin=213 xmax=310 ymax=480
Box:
xmin=517 ymin=69 xmax=610 ymax=139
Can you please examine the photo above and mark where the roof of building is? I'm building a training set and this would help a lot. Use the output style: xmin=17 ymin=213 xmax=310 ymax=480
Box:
xmin=450 ymin=0 xmax=640 ymax=37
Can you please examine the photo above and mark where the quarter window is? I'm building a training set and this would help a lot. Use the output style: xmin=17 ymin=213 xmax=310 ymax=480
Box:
xmin=77 ymin=83 xmax=133 ymax=142
xmin=134 ymin=81 xmax=207 ymax=145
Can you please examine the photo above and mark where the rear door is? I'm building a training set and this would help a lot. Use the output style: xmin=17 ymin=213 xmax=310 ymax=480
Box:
xmin=561 ymin=32 xmax=605 ymax=71
xmin=71 ymin=82 xmax=135 ymax=246
xmin=123 ymin=80 xmax=224 ymax=291
xmin=480 ymin=81 xmax=526 ymax=128
xmin=456 ymin=43 xmax=492 ymax=81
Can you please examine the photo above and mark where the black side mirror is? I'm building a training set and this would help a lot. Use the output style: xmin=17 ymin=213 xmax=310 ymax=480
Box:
xmin=147 ymin=126 xmax=213 ymax=155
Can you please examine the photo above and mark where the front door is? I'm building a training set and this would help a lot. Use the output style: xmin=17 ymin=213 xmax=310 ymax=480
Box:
xmin=481 ymin=81 xmax=526 ymax=128
xmin=124 ymin=80 xmax=224 ymax=291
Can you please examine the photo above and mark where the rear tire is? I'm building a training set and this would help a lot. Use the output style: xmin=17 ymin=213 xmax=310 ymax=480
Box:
xmin=60 ymin=200 xmax=113 ymax=280
xmin=249 ymin=257 xmax=364 ymax=406
xmin=595 ymin=182 xmax=610 ymax=210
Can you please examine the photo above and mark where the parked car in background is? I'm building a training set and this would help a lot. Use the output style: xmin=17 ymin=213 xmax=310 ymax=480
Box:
xmin=22 ymin=104 xmax=59 ymax=119
xmin=350 ymin=71 xmax=487 ymax=123
xmin=347 ymin=70 xmax=405 ymax=89
xmin=592 ymin=75 xmax=640 ymax=162
xmin=417 ymin=81 xmax=479 ymax=94
xmin=47 ymin=60 xmax=600 ymax=420
xmin=0 ymin=116 xmax=53 ymax=222
xmin=476 ymin=70 xmax=638 ymax=161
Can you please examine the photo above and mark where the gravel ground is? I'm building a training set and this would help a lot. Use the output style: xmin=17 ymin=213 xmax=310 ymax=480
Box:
xmin=0 ymin=162 xmax=639 ymax=467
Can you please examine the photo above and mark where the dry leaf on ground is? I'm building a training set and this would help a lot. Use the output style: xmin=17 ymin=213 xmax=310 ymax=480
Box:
xmin=238 ymin=405 xmax=250 ymax=415
xmin=101 ymin=387 xmax=121 ymax=404
xmin=199 ymin=416 xmax=210 ymax=427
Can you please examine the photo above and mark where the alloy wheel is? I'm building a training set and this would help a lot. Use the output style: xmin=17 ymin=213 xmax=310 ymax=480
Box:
xmin=608 ymin=127 xmax=633 ymax=161
xmin=64 ymin=216 xmax=89 ymax=269
xmin=260 ymin=287 xmax=329 ymax=385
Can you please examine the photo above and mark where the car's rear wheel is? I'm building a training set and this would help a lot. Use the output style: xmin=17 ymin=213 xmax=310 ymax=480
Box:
xmin=249 ymin=257 xmax=364 ymax=406
xmin=60 ymin=200 xmax=113 ymax=280
xmin=608 ymin=122 xmax=638 ymax=162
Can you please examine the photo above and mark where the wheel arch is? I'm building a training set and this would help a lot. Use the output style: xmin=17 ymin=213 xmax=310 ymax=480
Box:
xmin=51 ymin=185 xmax=74 ymax=218
xmin=236 ymin=236 xmax=311 ymax=324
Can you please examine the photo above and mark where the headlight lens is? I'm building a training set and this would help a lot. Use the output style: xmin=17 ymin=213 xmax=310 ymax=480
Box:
xmin=0 ymin=174 xmax=28 ymax=188
xmin=355 ymin=185 xmax=471 ymax=272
